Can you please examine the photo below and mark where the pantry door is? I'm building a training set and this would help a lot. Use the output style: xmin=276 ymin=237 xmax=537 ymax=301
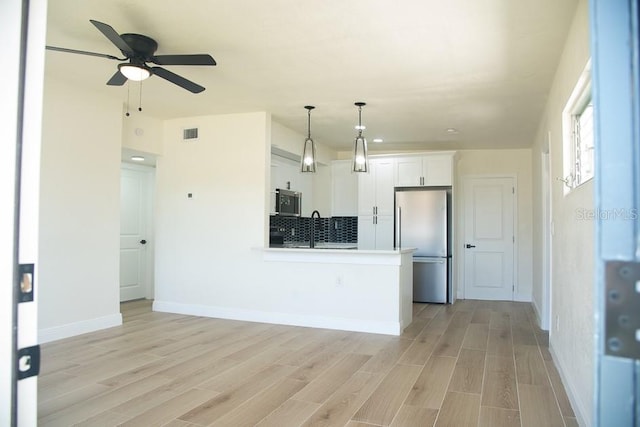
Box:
xmin=462 ymin=176 xmax=515 ymax=301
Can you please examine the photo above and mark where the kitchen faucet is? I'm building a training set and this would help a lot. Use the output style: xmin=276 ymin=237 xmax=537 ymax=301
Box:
xmin=310 ymin=210 xmax=321 ymax=248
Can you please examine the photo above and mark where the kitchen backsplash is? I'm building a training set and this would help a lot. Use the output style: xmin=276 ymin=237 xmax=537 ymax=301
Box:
xmin=270 ymin=216 xmax=357 ymax=243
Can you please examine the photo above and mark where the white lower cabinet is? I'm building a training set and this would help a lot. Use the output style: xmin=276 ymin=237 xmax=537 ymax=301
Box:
xmin=358 ymin=214 xmax=394 ymax=250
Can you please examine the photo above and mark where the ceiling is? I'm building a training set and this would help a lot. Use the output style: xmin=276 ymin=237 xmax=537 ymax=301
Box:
xmin=45 ymin=0 xmax=578 ymax=152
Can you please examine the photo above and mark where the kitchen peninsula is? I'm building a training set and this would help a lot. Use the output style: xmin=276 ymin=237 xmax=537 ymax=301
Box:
xmin=262 ymin=246 xmax=415 ymax=335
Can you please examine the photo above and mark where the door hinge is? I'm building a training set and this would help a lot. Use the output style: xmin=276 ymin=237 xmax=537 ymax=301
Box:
xmin=512 ymin=236 xmax=515 ymax=243
xmin=16 ymin=345 xmax=41 ymax=380
xmin=604 ymin=261 xmax=640 ymax=359
xmin=512 ymin=187 xmax=515 ymax=194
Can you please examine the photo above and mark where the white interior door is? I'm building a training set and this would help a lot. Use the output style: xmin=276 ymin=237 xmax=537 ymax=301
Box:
xmin=120 ymin=165 xmax=153 ymax=302
xmin=463 ymin=177 xmax=515 ymax=300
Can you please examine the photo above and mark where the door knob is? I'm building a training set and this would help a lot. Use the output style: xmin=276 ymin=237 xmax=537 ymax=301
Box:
xmin=465 ymin=243 xmax=476 ymax=248
xmin=140 ymin=239 xmax=147 ymax=244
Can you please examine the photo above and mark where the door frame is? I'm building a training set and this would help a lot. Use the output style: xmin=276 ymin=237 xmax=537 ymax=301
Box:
xmin=590 ymin=0 xmax=640 ymax=424
xmin=540 ymin=150 xmax=552 ymax=331
xmin=459 ymin=174 xmax=518 ymax=301
xmin=1 ymin=0 xmax=47 ymax=424
xmin=120 ymin=162 xmax=155 ymax=300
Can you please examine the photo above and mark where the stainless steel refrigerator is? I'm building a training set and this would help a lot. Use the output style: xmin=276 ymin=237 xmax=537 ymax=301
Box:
xmin=395 ymin=188 xmax=451 ymax=303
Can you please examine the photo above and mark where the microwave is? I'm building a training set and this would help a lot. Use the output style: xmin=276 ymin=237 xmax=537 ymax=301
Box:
xmin=275 ymin=188 xmax=301 ymax=216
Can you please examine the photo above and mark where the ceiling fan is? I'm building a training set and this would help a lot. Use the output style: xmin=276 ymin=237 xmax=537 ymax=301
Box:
xmin=46 ymin=19 xmax=216 ymax=93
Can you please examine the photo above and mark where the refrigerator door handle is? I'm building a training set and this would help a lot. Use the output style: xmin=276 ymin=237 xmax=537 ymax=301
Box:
xmin=395 ymin=206 xmax=401 ymax=249
xmin=414 ymin=258 xmax=446 ymax=264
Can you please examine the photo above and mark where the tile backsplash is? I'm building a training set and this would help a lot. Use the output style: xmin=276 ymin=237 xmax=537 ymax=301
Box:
xmin=270 ymin=216 xmax=357 ymax=243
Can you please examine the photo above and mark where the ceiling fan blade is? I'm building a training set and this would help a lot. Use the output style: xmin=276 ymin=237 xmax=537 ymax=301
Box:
xmin=90 ymin=19 xmax=134 ymax=56
xmin=46 ymin=45 xmax=124 ymax=60
xmin=106 ymin=70 xmax=127 ymax=86
xmin=151 ymin=67 xmax=205 ymax=93
xmin=151 ymin=54 xmax=216 ymax=66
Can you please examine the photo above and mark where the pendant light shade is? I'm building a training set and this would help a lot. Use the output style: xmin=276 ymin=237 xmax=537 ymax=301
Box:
xmin=352 ymin=102 xmax=369 ymax=173
xmin=301 ymin=106 xmax=317 ymax=173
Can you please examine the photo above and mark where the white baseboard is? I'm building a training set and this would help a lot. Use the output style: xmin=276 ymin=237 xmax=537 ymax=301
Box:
xmin=549 ymin=344 xmax=591 ymax=427
xmin=514 ymin=293 xmax=532 ymax=302
xmin=153 ymin=301 xmax=402 ymax=336
xmin=39 ymin=313 xmax=122 ymax=344
xmin=532 ymin=298 xmax=550 ymax=331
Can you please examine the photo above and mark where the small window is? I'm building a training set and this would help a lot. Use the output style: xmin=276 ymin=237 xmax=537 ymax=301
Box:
xmin=562 ymin=60 xmax=594 ymax=193
xmin=573 ymin=99 xmax=594 ymax=186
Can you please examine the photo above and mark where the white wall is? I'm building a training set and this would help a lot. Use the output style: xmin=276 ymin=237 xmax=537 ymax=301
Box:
xmin=155 ymin=112 xmax=271 ymax=306
xmin=456 ymin=149 xmax=534 ymax=301
xmin=121 ymin=110 xmax=163 ymax=156
xmin=531 ymin=1 xmax=592 ymax=425
xmin=38 ymin=76 xmax=123 ymax=342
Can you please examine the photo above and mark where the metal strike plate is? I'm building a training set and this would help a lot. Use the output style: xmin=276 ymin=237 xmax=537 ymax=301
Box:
xmin=16 ymin=345 xmax=40 ymax=380
xmin=605 ymin=261 xmax=640 ymax=359
xmin=18 ymin=263 xmax=34 ymax=303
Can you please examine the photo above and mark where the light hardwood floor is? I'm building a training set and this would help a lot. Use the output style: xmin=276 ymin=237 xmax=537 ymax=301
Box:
xmin=39 ymin=299 xmax=578 ymax=426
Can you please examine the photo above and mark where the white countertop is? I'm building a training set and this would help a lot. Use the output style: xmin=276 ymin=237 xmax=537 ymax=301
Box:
xmin=261 ymin=246 xmax=416 ymax=265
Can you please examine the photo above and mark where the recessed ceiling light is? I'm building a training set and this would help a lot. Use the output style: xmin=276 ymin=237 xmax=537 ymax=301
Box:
xmin=131 ymin=156 xmax=145 ymax=162
xmin=373 ymin=138 xmax=383 ymax=143
xmin=446 ymin=128 xmax=459 ymax=134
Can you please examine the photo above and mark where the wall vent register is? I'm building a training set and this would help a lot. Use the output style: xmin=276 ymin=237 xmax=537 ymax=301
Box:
xmin=183 ymin=127 xmax=199 ymax=140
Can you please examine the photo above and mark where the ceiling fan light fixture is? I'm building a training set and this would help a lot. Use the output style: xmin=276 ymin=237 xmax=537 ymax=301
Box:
xmin=352 ymin=102 xmax=369 ymax=173
xmin=119 ymin=63 xmax=151 ymax=81
xmin=301 ymin=106 xmax=317 ymax=173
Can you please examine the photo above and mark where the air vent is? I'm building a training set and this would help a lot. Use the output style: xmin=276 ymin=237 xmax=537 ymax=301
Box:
xmin=183 ymin=128 xmax=199 ymax=140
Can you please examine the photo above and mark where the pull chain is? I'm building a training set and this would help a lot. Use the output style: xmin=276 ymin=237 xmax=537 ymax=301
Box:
xmin=125 ymin=81 xmax=130 ymax=117
xmin=138 ymin=80 xmax=143 ymax=112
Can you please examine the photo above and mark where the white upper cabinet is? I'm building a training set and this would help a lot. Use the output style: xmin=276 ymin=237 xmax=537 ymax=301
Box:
xmin=358 ymin=157 xmax=395 ymax=216
xmin=357 ymin=157 xmax=396 ymax=250
xmin=395 ymin=152 xmax=454 ymax=187
xmin=331 ymin=160 xmax=358 ymax=217
xmin=395 ymin=157 xmax=423 ymax=187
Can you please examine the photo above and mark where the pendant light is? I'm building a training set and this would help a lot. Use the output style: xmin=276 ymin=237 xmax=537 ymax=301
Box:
xmin=301 ymin=105 xmax=317 ymax=173
xmin=352 ymin=102 xmax=369 ymax=173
